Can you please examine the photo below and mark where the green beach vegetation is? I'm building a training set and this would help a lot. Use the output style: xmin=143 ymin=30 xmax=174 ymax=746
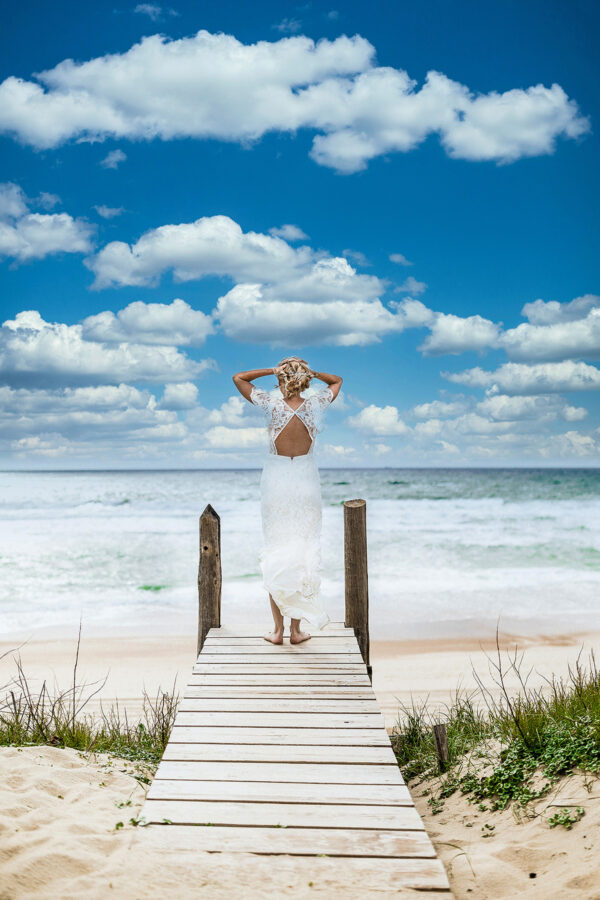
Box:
xmin=391 ymin=636 xmax=600 ymax=827
xmin=0 ymin=628 xmax=178 ymax=775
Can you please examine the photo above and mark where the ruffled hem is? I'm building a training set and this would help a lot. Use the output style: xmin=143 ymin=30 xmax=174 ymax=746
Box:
xmin=259 ymin=541 xmax=329 ymax=631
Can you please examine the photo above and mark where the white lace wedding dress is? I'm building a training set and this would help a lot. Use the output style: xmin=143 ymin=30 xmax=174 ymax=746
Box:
xmin=250 ymin=384 xmax=334 ymax=630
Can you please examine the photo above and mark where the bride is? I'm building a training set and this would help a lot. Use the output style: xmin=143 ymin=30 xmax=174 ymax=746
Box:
xmin=233 ymin=357 xmax=342 ymax=645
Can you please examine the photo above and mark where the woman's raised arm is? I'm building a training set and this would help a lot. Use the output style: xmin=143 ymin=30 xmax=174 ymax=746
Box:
xmin=310 ymin=369 xmax=343 ymax=401
xmin=232 ymin=367 xmax=279 ymax=402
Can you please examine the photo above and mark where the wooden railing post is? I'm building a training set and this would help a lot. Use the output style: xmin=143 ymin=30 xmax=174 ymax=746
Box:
xmin=344 ymin=499 xmax=371 ymax=679
xmin=197 ymin=504 xmax=222 ymax=655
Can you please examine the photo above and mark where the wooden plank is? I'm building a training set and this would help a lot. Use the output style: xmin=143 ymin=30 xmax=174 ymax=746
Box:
xmin=195 ymin=654 xmax=363 ymax=664
xmin=138 ymin=823 xmax=436 ymax=858
xmin=169 ymin=727 xmax=390 ymax=745
xmin=203 ymin=638 xmax=358 ymax=647
xmin=161 ymin=743 xmax=399 ymax=765
xmin=188 ymin=674 xmax=371 ymax=685
xmin=198 ymin=645 xmax=362 ymax=654
xmin=206 ymin=624 xmax=352 ymax=637
xmin=180 ymin=696 xmax=380 ymax=713
xmin=142 ymin=799 xmax=425 ymax=830
xmin=173 ymin=712 xmax=385 ymax=728
xmin=192 ymin=665 xmax=366 ymax=674
xmin=146 ymin=778 xmax=410 ymax=805
xmin=154 ymin=761 xmax=404 ymax=785
xmin=183 ymin=686 xmax=375 ymax=698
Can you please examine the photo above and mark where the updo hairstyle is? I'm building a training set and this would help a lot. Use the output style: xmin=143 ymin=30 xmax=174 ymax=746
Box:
xmin=276 ymin=356 xmax=313 ymax=398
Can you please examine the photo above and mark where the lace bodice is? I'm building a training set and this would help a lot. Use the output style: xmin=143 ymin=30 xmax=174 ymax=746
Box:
xmin=250 ymin=385 xmax=334 ymax=455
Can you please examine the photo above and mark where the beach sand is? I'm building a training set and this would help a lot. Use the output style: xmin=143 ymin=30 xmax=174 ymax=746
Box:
xmin=1 ymin=628 xmax=600 ymax=897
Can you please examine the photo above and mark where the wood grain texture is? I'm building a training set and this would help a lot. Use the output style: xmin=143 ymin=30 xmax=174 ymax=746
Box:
xmin=153 ymin=760 xmax=405 ymax=785
xmin=146 ymin=778 xmax=411 ymax=805
xmin=142 ymin=799 xmax=424 ymax=830
xmin=160 ymin=743 xmax=399 ymax=765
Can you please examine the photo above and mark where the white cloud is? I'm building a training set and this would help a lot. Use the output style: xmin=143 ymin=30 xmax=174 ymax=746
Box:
xmin=476 ymin=393 xmax=587 ymax=422
xmin=94 ymin=204 xmax=124 ymax=218
xmin=0 ymin=383 xmax=186 ymax=447
xmin=323 ymin=443 xmax=356 ymax=455
xmin=268 ymin=224 xmax=308 ymax=241
xmin=394 ymin=276 xmax=426 ymax=295
xmin=521 ymin=294 xmax=600 ymax=325
xmin=203 ymin=425 xmax=265 ymax=449
xmin=0 ymin=182 xmax=93 ymax=262
xmin=419 ymin=312 xmax=501 ymax=355
xmin=412 ymin=399 xmax=468 ymax=418
xmin=389 ymin=253 xmax=412 ymax=266
xmin=0 ymin=310 xmax=214 ymax=387
xmin=158 ymin=382 xmax=198 ymax=409
xmin=347 ymin=404 xmax=410 ymax=435
xmin=0 ymin=31 xmax=588 ymax=173
xmin=216 ymin=284 xmax=407 ymax=346
xmin=100 ymin=149 xmax=126 ymax=169
xmin=81 ymin=298 xmax=214 ymax=346
xmin=501 ymin=306 xmax=600 ymax=362
xmin=445 ymin=361 xmax=600 ymax=395
xmin=86 ymin=214 xmax=315 ymax=289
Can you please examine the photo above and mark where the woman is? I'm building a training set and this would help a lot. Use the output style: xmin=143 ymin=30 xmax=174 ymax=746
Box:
xmin=232 ymin=357 xmax=342 ymax=644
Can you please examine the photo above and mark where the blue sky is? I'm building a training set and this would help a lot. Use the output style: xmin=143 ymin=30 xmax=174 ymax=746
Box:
xmin=1 ymin=0 xmax=599 ymax=467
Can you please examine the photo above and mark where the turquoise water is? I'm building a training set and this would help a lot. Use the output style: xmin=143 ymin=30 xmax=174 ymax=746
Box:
xmin=1 ymin=467 xmax=599 ymax=639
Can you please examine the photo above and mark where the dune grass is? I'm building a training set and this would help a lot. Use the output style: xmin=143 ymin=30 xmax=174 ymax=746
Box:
xmin=0 ymin=625 xmax=179 ymax=771
xmin=390 ymin=632 xmax=600 ymax=820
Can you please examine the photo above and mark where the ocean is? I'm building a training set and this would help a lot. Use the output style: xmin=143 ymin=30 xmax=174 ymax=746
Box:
xmin=1 ymin=468 xmax=599 ymax=640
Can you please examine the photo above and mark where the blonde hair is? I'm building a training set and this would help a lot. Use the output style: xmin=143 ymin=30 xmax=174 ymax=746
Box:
xmin=276 ymin=356 xmax=313 ymax=398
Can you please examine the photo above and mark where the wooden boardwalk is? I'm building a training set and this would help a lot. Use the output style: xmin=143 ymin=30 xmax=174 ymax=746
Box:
xmin=138 ymin=622 xmax=451 ymax=895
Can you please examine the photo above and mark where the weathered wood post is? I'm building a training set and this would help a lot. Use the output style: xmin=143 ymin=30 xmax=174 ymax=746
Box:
xmin=433 ymin=723 xmax=449 ymax=772
xmin=344 ymin=499 xmax=371 ymax=680
xmin=197 ymin=504 xmax=222 ymax=655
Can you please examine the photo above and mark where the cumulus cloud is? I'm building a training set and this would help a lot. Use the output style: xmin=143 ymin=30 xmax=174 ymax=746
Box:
xmin=0 ymin=182 xmax=93 ymax=262
xmin=476 ymin=393 xmax=587 ymax=422
xmin=86 ymin=214 xmax=315 ymax=289
xmin=158 ymin=382 xmax=198 ymax=409
xmin=445 ymin=361 xmax=600 ymax=395
xmin=203 ymin=425 xmax=266 ymax=449
xmin=0 ymin=310 xmax=214 ymax=387
xmin=0 ymin=31 xmax=588 ymax=172
xmin=81 ymin=298 xmax=214 ymax=346
xmin=419 ymin=312 xmax=501 ymax=355
xmin=342 ymin=249 xmax=371 ymax=267
xmin=501 ymin=305 xmax=600 ymax=362
xmin=521 ymin=294 xmax=600 ymax=325
xmin=0 ymin=382 xmax=185 ymax=445
xmin=215 ymin=284 xmax=407 ymax=346
xmin=347 ymin=404 xmax=410 ymax=435
xmin=412 ymin=399 xmax=468 ymax=418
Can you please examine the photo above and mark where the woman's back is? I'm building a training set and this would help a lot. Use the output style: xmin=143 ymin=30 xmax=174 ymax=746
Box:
xmin=250 ymin=385 xmax=334 ymax=458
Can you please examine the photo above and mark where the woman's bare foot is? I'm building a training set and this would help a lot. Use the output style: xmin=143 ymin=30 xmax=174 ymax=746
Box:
xmin=264 ymin=629 xmax=284 ymax=644
xmin=290 ymin=630 xmax=311 ymax=644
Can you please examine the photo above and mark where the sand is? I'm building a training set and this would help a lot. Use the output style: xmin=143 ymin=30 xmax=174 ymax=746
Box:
xmin=412 ymin=771 xmax=600 ymax=899
xmin=2 ymin=628 xmax=600 ymax=897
